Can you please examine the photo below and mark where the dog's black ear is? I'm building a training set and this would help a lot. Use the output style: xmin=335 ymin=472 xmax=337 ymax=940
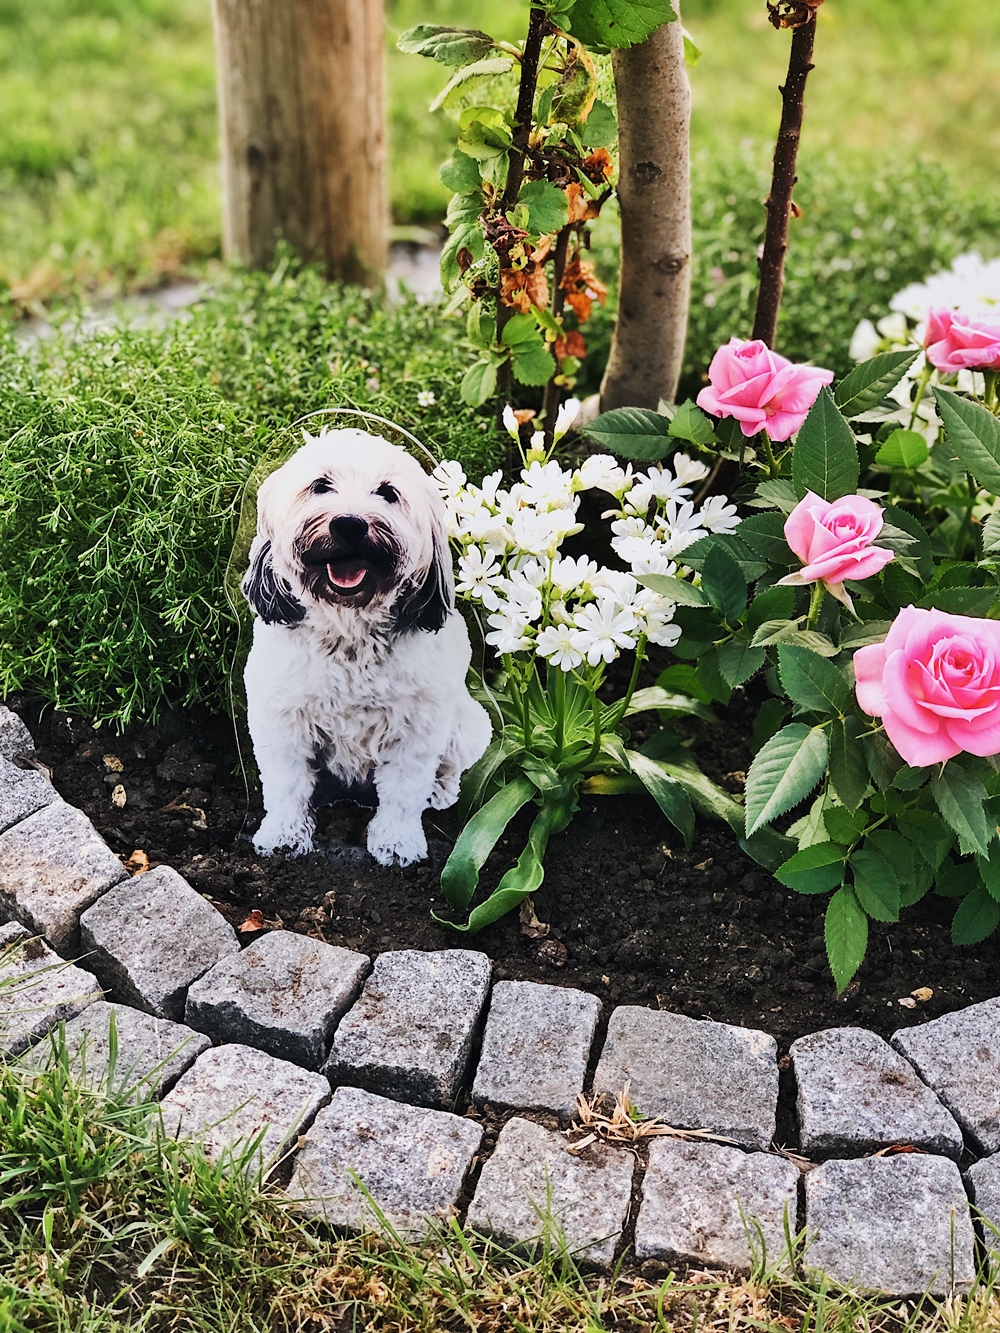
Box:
xmin=392 ymin=523 xmax=453 ymax=635
xmin=242 ymin=539 xmax=306 ymax=626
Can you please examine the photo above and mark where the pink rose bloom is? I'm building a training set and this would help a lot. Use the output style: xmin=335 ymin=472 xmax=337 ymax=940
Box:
xmin=696 ymin=338 xmax=834 ymax=442
xmin=777 ymin=491 xmax=894 ymax=606
xmin=924 ymin=308 xmax=1000 ymax=373
xmin=855 ymin=606 xmax=1000 ymax=767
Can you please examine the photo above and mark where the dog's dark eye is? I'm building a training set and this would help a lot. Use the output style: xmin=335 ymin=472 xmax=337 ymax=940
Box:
xmin=309 ymin=478 xmax=335 ymax=495
xmin=375 ymin=483 xmax=400 ymax=504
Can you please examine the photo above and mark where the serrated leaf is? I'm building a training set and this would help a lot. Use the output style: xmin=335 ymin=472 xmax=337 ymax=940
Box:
xmin=398 ymin=24 xmax=497 ymax=65
xmin=824 ymin=805 xmax=867 ymax=844
xmin=791 ymin=387 xmax=860 ymax=501
xmin=667 ymin=399 xmax=717 ymax=446
xmin=932 ymin=762 xmax=992 ymax=858
xmin=701 ymin=545 xmax=747 ymax=623
xmin=718 ymin=638 xmax=766 ymax=688
xmin=934 ymin=387 xmax=1000 ymax=495
xmin=976 ymin=842 xmax=1000 ymax=903
xmin=569 ymin=0 xmax=677 ymax=50
xmin=439 ymin=151 xmax=482 ymax=194
xmin=825 ymin=886 xmax=869 ymax=992
xmin=737 ymin=512 xmax=796 ymax=565
xmin=862 ymin=728 xmax=903 ymax=790
xmin=918 ymin=586 xmax=997 ymax=616
xmin=876 ymin=429 xmax=929 ymax=470
xmin=751 ymin=478 xmax=800 ymax=513
xmin=839 ymin=620 xmax=892 ymax=650
xmin=501 ymin=312 xmax=541 ymax=347
xmin=752 ymin=697 xmax=789 ymax=754
xmin=460 ymin=359 xmax=497 ymax=407
xmin=581 ymin=407 xmax=672 ymax=460
xmin=898 ymin=809 xmax=954 ymax=869
xmin=511 ymin=343 xmax=556 ymax=386
xmin=982 ymin=511 xmax=1000 ymax=557
xmin=952 ymin=884 xmax=1000 ymax=945
xmin=745 ymin=585 xmax=797 ymax=634
xmin=636 ymin=574 xmax=708 ymax=606
xmin=629 ymin=751 xmax=695 ymax=846
xmin=580 ymin=98 xmax=617 ymax=148
xmin=834 ymin=349 xmax=920 ymax=417
xmin=829 ymin=715 xmax=868 ymax=811
xmin=745 ymin=723 xmax=830 ymax=837
xmin=850 ymin=847 xmax=900 ymax=922
xmin=518 ymin=179 xmax=569 ymax=236
xmin=778 ymin=646 xmax=850 ymax=715
xmin=751 ymin=622 xmax=839 ymax=657
xmin=776 ymin=841 xmax=847 ymax=894
xmin=440 ymin=221 xmax=484 ymax=288
xmin=681 ymin=533 xmax=767 ymax=582
xmin=430 ymin=56 xmax=515 ymax=112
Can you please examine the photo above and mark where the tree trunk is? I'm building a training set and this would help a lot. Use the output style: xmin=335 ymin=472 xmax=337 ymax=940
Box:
xmin=600 ymin=15 xmax=691 ymax=411
xmin=212 ymin=0 xmax=387 ymax=284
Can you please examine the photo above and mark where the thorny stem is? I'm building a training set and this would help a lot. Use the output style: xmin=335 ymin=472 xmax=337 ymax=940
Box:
xmin=805 ymin=580 xmax=826 ymax=630
xmin=760 ymin=430 xmax=781 ymax=477
xmin=908 ymin=363 xmax=934 ymax=430
xmin=541 ymin=226 xmax=573 ymax=449
xmin=496 ymin=5 xmax=549 ymax=418
xmin=751 ymin=14 xmax=818 ymax=348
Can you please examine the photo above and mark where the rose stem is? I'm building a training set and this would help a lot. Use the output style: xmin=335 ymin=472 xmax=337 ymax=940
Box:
xmin=496 ymin=6 xmax=549 ymax=418
xmin=805 ymin=580 xmax=826 ymax=629
xmin=751 ymin=9 xmax=818 ymax=349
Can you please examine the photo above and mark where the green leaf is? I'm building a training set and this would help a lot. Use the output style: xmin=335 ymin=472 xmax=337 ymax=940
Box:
xmin=430 ymin=56 xmax=515 ymax=112
xmin=579 ymin=99 xmax=617 ymax=148
xmin=898 ymin=809 xmax=954 ymax=869
xmin=892 ymin=763 xmax=931 ymax=791
xmin=568 ymin=0 xmax=677 ymax=50
xmin=397 ymin=24 xmax=497 ymax=65
xmin=518 ymin=179 xmax=569 ymax=235
xmin=745 ymin=723 xmax=830 ymax=837
xmin=776 ymin=841 xmax=847 ymax=894
xmin=862 ymin=728 xmax=902 ymax=790
xmin=466 ymin=301 xmax=493 ymax=349
xmin=951 ymin=884 xmax=1000 ymax=946
xmin=934 ymin=387 xmax=1000 ymax=495
xmin=455 ymin=734 xmax=522 ymax=821
xmin=511 ymin=343 xmax=556 ymax=386
xmin=778 ymin=646 xmax=850 ymax=715
xmin=751 ymin=478 xmax=800 ymax=513
xmin=824 ymin=805 xmax=867 ymax=844
xmin=629 ymin=751 xmax=695 ymax=846
xmin=624 ymin=686 xmax=714 ymax=722
xmin=636 ymin=573 xmax=708 ymax=607
xmin=936 ymin=856 xmax=980 ymax=898
xmin=834 ymin=349 xmax=920 ymax=417
xmin=682 ymin=27 xmax=701 ymax=64
xmin=667 ymin=399 xmax=717 ymax=446
xmin=881 ymin=505 xmax=934 ymax=581
xmin=977 ymin=841 xmax=1000 ymax=903
xmin=875 ymin=429 xmax=929 ymax=470
xmin=918 ymin=586 xmax=997 ymax=616
xmin=982 ymin=511 xmax=1000 ymax=557
xmin=839 ymin=620 xmax=892 ymax=650
xmin=791 ymin=386 xmax=860 ymax=501
xmin=439 ymin=151 xmax=482 ymax=194
xmin=751 ymin=622 xmax=839 ymax=657
xmin=696 ymin=647 xmax=732 ymax=704
xmin=460 ymin=359 xmax=498 ymax=407
xmin=737 ymin=512 xmax=796 ymax=565
xmin=581 ymin=406 xmax=672 ymax=460
xmin=657 ymin=663 xmax=713 ymax=704
xmin=744 ymin=585 xmax=797 ymax=635
xmin=501 ymin=312 xmax=541 ymax=347
xmin=718 ymin=638 xmax=766 ymax=688
xmin=932 ymin=762 xmax=992 ymax=858
xmin=829 ymin=716 xmax=869 ymax=811
xmin=701 ymin=544 xmax=747 ymax=623
xmin=850 ymin=847 xmax=900 ymax=922
xmin=825 ymin=886 xmax=869 ymax=992
xmin=439 ymin=775 xmax=537 ymax=909
xmin=440 ymin=221 xmax=484 ymax=287
xmin=752 ymin=697 xmax=789 ymax=755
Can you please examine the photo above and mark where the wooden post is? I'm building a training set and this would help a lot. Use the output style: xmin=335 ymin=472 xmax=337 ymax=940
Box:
xmin=599 ymin=14 xmax=691 ymax=411
xmin=212 ymin=0 xmax=388 ymax=284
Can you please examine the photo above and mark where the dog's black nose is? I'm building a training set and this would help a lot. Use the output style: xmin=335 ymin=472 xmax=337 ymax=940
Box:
xmin=329 ymin=515 xmax=368 ymax=542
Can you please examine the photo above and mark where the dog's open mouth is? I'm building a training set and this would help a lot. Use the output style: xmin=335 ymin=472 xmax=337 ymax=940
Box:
xmin=326 ymin=559 xmax=369 ymax=591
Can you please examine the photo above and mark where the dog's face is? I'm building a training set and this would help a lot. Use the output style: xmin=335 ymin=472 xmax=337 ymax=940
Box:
xmin=243 ymin=429 xmax=453 ymax=635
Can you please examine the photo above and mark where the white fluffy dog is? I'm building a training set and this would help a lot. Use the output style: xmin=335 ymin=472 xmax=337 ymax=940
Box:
xmin=242 ymin=428 xmax=492 ymax=866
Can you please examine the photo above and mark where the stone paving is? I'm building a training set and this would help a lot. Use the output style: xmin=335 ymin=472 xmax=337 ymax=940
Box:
xmin=3 ymin=702 xmax=1000 ymax=1294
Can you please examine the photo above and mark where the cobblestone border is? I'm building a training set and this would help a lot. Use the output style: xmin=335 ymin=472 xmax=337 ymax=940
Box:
xmin=2 ymin=704 xmax=1000 ymax=1296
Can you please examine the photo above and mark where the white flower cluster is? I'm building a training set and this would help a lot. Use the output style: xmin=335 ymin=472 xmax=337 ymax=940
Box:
xmin=432 ymin=452 xmax=739 ymax=671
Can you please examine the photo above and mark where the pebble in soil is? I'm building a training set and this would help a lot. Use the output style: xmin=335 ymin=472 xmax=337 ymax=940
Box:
xmin=14 ymin=687 xmax=1000 ymax=1055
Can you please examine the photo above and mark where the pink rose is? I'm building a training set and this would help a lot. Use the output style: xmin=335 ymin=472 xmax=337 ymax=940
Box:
xmin=696 ymin=338 xmax=834 ymax=442
xmin=855 ymin=606 xmax=1000 ymax=767
xmin=777 ymin=491 xmax=894 ymax=605
xmin=924 ymin=308 xmax=1000 ymax=373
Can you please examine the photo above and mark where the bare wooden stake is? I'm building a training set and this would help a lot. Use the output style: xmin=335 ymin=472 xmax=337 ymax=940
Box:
xmin=213 ymin=0 xmax=388 ymax=284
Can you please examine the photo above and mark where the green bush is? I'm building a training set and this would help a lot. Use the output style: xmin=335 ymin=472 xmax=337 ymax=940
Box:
xmin=0 ymin=258 xmax=502 ymax=727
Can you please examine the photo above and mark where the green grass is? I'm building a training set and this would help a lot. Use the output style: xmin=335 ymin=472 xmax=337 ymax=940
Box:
xmin=0 ymin=257 xmax=502 ymax=728
xmin=2 ymin=1035 xmax=999 ymax=1332
xmin=2 ymin=0 xmax=999 ymax=305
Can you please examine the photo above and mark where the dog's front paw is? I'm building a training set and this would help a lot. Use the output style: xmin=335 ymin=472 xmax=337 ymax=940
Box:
xmin=429 ymin=775 xmax=460 ymax=811
xmin=253 ymin=814 xmax=315 ymax=857
xmin=366 ymin=815 xmax=427 ymax=867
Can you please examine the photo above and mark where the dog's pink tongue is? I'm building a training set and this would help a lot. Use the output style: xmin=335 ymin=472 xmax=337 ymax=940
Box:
xmin=328 ymin=563 xmax=366 ymax=589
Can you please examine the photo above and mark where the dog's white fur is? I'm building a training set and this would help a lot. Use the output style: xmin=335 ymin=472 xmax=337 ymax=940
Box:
xmin=242 ymin=428 xmax=491 ymax=865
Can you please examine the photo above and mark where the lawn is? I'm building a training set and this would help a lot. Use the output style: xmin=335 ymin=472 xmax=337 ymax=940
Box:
xmin=1 ymin=0 xmax=999 ymax=305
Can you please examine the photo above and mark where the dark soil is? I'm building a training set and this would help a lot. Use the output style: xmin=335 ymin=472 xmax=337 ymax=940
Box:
xmin=13 ymin=675 xmax=1000 ymax=1057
